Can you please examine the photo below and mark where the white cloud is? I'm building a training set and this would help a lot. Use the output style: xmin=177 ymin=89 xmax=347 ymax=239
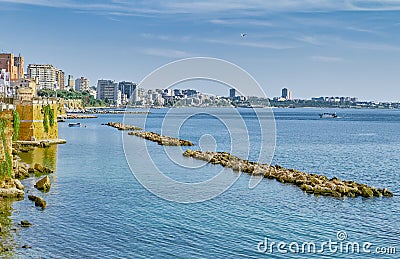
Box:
xmin=204 ymin=38 xmax=295 ymax=50
xmin=209 ymin=19 xmax=273 ymax=27
xmin=311 ymin=56 xmax=343 ymax=62
xmin=297 ymin=36 xmax=321 ymax=45
xmin=143 ymin=48 xmax=194 ymax=58
xmin=2 ymin=0 xmax=400 ymax=16
xmin=141 ymin=33 xmax=191 ymax=42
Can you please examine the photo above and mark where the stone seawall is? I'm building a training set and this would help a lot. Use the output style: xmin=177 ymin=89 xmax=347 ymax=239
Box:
xmin=14 ymin=98 xmax=58 ymax=141
xmin=183 ymin=150 xmax=394 ymax=198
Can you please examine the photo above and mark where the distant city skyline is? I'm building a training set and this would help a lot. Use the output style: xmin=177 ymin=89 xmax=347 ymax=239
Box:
xmin=1 ymin=0 xmax=400 ymax=101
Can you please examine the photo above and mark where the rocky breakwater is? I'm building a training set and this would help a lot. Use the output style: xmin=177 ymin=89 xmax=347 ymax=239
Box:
xmin=128 ymin=131 xmax=194 ymax=146
xmin=183 ymin=150 xmax=394 ymax=198
xmin=104 ymin=122 xmax=142 ymax=131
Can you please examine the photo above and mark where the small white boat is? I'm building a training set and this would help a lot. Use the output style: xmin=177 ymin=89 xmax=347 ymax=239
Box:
xmin=319 ymin=113 xmax=338 ymax=118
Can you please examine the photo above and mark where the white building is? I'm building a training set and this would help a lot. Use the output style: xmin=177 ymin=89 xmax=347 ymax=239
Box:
xmin=27 ymin=64 xmax=57 ymax=90
xmin=75 ymin=77 xmax=90 ymax=92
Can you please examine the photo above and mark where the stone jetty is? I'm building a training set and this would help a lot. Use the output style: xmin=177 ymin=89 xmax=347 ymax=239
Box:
xmin=128 ymin=131 xmax=194 ymax=146
xmin=183 ymin=150 xmax=394 ymax=198
xmin=104 ymin=122 xmax=142 ymax=131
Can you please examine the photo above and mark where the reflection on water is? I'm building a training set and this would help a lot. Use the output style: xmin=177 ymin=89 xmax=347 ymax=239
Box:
xmin=0 ymin=198 xmax=16 ymax=256
xmin=18 ymin=145 xmax=58 ymax=171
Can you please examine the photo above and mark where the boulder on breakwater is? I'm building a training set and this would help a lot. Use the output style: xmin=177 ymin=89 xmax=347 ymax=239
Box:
xmin=19 ymin=220 xmax=32 ymax=228
xmin=28 ymin=195 xmax=46 ymax=209
xmin=104 ymin=122 xmax=142 ymax=131
xmin=128 ymin=131 xmax=194 ymax=146
xmin=33 ymin=163 xmax=53 ymax=177
xmin=34 ymin=176 xmax=51 ymax=192
xmin=183 ymin=150 xmax=394 ymax=199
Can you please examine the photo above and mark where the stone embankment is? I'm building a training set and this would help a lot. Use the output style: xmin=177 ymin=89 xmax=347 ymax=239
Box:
xmin=183 ymin=150 xmax=394 ymax=198
xmin=86 ymin=110 xmax=150 ymax=115
xmin=128 ymin=131 xmax=194 ymax=146
xmin=15 ymin=139 xmax=66 ymax=149
xmin=0 ymin=179 xmax=24 ymax=199
xmin=104 ymin=122 xmax=142 ymax=131
xmin=66 ymin=114 xmax=98 ymax=119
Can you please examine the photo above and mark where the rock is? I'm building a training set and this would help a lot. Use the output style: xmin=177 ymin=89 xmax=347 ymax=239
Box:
xmin=15 ymin=167 xmax=30 ymax=179
xmin=20 ymin=220 xmax=32 ymax=228
xmin=320 ymin=187 xmax=333 ymax=196
xmin=34 ymin=176 xmax=51 ymax=192
xmin=382 ymin=188 xmax=394 ymax=197
xmin=105 ymin=122 xmax=142 ymax=131
xmin=28 ymin=195 xmax=47 ymax=209
xmin=34 ymin=163 xmax=45 ymax=173
xmin=300 ymin=184 xmax=314 ymax=193
xmin=332 ymin=191 xmax=343 ymax=198
xmin=313 ymin=185 xmax=322 ymax=195
xmin=14 ymin=179 xmax=24 ymax=190
xmin=0 ymin=187 xmax=24 ymax=198
xmin=33 ymin=164 xmax=53 ymax=176
xmin=128 ymin=131 xmax=194 ymax=146
xmin=361 ymin=186 xmax=374 ymax=198
xmin=21 ymin=245 xmax=32 ymax=249
xmin=40 ymin=142 xmax=50 ymax=148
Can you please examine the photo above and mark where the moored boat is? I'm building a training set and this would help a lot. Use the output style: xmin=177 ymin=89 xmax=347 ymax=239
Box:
xmin=319 ymin=113 xmax=337 ymax=118
xmin=68 ymin=122 xmax=82 ymax=127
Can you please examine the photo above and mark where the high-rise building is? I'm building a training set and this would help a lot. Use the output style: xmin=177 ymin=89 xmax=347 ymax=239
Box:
xmin=67 ymin=75 xmax=74 ymax=90
xmin=229 ymin=88 xmax=236 ymax=98
xmin=281 ymin=88 xmax=292 ymax=100
xmin=75 ymin=77 xmax=90 ymax=92
xmin=27 ymin=64 xmax=57 ymax=90
xmin=97 ymin=80 xmax=118 ymax=103
xmin=118 ymin=81 xmax=137 ymax=103
xmin=0 ymin=53 xmax=24 ymax=81
xmin=55 ymin=68 xmax=65 ymax=90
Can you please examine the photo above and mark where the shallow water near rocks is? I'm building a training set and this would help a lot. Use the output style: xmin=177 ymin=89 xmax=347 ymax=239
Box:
xmin=9 ymin=108 xmax=400 ymax=258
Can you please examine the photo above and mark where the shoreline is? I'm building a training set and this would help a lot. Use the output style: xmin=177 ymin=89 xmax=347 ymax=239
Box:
xmin=0 ymin=142 xmax=62 ymax=256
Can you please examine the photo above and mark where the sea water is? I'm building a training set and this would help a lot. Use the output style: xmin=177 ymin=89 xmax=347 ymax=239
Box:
xmin=11 ymin=108 xmax=400 ymax=258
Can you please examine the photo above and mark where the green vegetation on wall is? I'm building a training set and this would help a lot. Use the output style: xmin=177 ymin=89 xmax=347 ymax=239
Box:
xmin=12 ymin=110 xmax=20 ymax=141
xmin=0 ymin=119 xmax=12 ymax=179
xmin=43 ymin=105 xmax=54 ymax=133
xmin=49 ymin=108 xmax=55 ymax=127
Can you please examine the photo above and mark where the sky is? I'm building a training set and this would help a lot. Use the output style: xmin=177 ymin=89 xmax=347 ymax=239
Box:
xmin=1 ymin=0 xmax=400 ymax=101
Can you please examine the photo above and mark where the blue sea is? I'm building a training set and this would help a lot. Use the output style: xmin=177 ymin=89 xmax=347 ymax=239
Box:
xmin=11 ymin=108 xmax=400 ymax=258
